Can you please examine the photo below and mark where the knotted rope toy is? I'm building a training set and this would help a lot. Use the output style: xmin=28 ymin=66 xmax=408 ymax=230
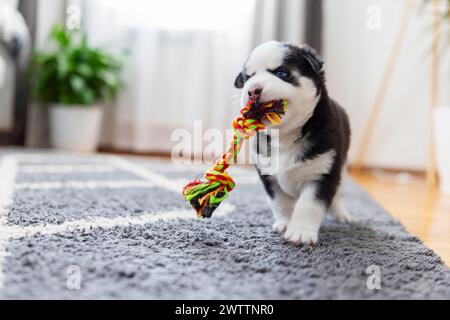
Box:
xmin=182 ymin=98 xmax=287 ymax=218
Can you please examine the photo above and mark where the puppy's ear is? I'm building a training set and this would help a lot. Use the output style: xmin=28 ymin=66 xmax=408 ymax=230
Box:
xmin=234 ymin=72 xmax=245 ymax=89
xmin=301 ymin=45 xmax=323 ymax=74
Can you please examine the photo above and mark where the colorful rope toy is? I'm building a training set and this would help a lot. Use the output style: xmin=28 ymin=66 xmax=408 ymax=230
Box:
xmin=182 ymin=98 xmax=288 ymax=218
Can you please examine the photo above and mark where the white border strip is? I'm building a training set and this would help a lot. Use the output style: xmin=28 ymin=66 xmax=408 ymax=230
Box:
xmin=14 ymin=180 xmax=158 ymax=190
xmin=19 ymin=164 xmax=116 ymax=174
xmin=13 ymin=154 xmax=110 ymax=163
xmin=0 ymin=156 xmax=17 ymax=289
xmin=3 ymin=203 xmax=235 ymax=240
xmin=110 ymin=157 xmax=183 ymax=192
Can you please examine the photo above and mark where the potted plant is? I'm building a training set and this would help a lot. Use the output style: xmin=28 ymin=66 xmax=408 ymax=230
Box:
xmin=30 ymin=25 xmax=123 ymax=152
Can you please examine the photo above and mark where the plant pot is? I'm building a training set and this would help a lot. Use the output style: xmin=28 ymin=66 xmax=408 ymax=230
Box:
xmin=49 ymin=105 xmax=103 ymax=153
xmin=433 ymin=106 xmax=450 ymax=195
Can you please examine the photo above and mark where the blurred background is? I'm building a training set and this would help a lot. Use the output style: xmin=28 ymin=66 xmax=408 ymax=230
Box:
xmin=0 ymin=0 xmax=449 ymax=262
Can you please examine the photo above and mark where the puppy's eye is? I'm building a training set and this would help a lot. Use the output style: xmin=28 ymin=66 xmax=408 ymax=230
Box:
xmin=275 ymin=70 xmax=288 ymax=79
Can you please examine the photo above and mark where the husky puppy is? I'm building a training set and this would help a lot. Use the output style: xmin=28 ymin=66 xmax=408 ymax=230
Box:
xmin=234 ymin=41 xmax=352 ymax=245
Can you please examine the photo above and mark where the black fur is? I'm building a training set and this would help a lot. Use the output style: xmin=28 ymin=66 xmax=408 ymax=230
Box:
xmin=267 ymin=67 xmax=299 ymax=86
xmin=282 ymin=44 xmax=324 ymax=94
xmin=234 ymin=72 xmax=246 ymax=89
xmin=234 ymin=44 xmax=325 ymax=92
xmin=299 ymin=96 xmax=350 ymax=207
xmin=255 ymin=164 xmax=275 ymax=199
xmin=253 ymin=43 xmax=350 ymax=208
xmin=254 ymin=132 xmax=276 ymax=198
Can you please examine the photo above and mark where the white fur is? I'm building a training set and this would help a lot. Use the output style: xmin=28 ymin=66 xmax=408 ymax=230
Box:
xmin=284 ymin=184 xmax=326 ymax=245
xmin=268 ymin=149 xmax=336 ymax=243
xmin=268 ymin=182 xmax=296 ymax=233
xmin=245 ymin=41 xmax=287 ymax=76
xmin=274 ymin=76 xmax=319 ymax=132
xmin=277 ymin=150 xmax=336 ymax=198
xmin=329 ymin=176 xmax=353 ymax=223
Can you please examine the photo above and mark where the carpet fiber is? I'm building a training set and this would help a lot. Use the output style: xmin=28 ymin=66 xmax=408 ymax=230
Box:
xmin=0 ymin=150 xmax=449 ymax=299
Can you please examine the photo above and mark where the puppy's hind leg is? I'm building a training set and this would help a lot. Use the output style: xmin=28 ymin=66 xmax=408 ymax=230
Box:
xmin=329 ymin=184 xmax=353 ymax=224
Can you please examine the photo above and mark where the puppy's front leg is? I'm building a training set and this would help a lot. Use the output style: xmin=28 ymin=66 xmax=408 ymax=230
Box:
xmin=270 ymin=186 xmax=296 ymax=233
xmin=284 ymin=184 xmax=326 ymax=245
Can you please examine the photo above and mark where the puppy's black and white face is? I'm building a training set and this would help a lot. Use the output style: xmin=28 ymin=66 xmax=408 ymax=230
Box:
xmin=235 ymin=41 xmax=324 ymax=128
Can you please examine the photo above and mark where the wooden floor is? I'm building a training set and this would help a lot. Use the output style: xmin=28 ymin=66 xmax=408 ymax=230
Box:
xmin=350 ymin=169 xmax=450 ymax=266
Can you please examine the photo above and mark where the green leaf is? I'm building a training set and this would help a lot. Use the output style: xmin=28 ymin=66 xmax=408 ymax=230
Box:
xmin=70 ymin=75 xmax=86 ymax=93
xmin=51 ymin=25 xmax=70 ymax=48
xmin=57 ymin=53 xmax=69 ymax=78
xmin=80 ymin=88 xmax=95 ymax=105
xmin=30 ymin=23 xmax=124 ymax=105
xmin=81 ymin=34 xmax=88 ymax=50
xmin=99 ymin=71 xmax=118 ymax=87
xmin=77 ymin=64 xmax=93 ymax=77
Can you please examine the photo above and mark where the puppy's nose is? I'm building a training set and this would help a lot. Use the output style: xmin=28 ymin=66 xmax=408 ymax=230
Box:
xmin=248 ymin=87 xmax=263 ymax=100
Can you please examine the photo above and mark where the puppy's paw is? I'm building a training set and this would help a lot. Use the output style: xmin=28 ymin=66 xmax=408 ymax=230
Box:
xmin=332 ymin=208 xmax=353 ymax=224
xmin=284 ymin=224 xmax=318 ymax=246
xmin=272 ymin=219 xmax=289 ymax=233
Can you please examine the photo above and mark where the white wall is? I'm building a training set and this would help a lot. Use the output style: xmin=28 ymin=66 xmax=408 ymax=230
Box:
xmin=324 ymin=0 xmax=449 ymax=170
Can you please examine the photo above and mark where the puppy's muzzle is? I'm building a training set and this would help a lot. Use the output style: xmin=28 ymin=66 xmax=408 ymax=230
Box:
xmin=242 ymin=99 xmax=287 ymax=123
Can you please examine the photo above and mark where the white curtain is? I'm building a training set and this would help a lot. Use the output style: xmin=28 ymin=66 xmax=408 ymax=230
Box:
xmin=83 ymin=0 xmax=257 ymax=153
xmin=24 ymin=0 xmax=307 ymax=152
xmin=0 ymin=0 xmax=20 ymax=130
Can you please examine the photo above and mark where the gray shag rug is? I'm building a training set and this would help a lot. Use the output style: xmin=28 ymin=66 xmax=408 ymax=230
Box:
xmin=0 ymin=149 xmax=449 ymax=299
